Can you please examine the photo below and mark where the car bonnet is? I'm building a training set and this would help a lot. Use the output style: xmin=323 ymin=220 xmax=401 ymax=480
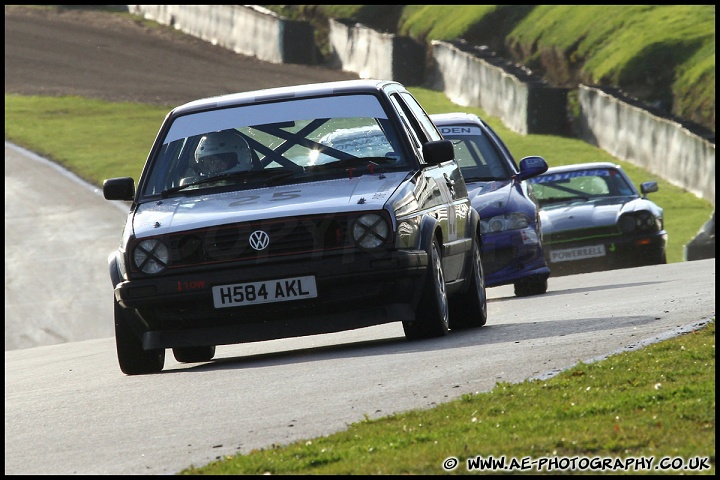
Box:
xmin=130 ymin=171 xmax=407 ymax=238
xmin=539 ymin=198 xmax=632 ymax=233
xmin=466 ymin=179 xmax=515 ymax=217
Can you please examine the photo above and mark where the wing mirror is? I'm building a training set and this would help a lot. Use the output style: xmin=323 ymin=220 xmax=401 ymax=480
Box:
xmin=103 ymin=177 xmax=135 ymax=201
xmin=640 ymin=181 xmax=659 ymax=198
xmin=515 ymin=156 xmax=549 ymax=182
xmin=422 ymin=139 xmax=455 ymax=166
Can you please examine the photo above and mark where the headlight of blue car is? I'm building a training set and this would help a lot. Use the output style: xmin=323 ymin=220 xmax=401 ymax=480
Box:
xmin=480 ymin=212 xmax=530 ymax=233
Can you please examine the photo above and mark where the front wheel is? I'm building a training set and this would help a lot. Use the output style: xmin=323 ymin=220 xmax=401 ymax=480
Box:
xmin=514 ymin=277 xmax=548 ymax=297
xmin=403 ymin=239 xmax=449 ymax=339
xmin=647 ymin=249 xmax=667 ymax=266
xmin=114 ymin=300 xmax=165 ymax=375
xmin=449 ymin=237 xmax=487 ymax=329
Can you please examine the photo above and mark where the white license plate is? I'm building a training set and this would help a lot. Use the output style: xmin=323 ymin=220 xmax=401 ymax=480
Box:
xmin=212 ymin=276 xmax=318 ymax=308
xmin=550 ymin=244 xmax=606 ymax=263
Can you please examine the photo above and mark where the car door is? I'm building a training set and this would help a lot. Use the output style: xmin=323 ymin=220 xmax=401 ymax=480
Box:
xmin=387 ymin=91 xmax=470 ymax=281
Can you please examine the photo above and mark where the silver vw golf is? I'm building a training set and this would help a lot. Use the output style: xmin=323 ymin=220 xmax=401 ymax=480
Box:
xmin=103 ymin=80 xmax=487 ymax=374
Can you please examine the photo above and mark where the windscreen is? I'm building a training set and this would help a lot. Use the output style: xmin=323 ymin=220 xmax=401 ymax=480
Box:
xmin=438 ymin=124 xmax=514 ymax=181
xmin=141 ymin=94 xmax=409 ymax=198
xmin=528 ymin=168 xmax=636 ymax=205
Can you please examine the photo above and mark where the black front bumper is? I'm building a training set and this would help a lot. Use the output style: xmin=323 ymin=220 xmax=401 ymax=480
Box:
xmin=114 ymin=249 xmax=428 ymax=349
xmin=545 ymin=233 xmax=667 ymax=276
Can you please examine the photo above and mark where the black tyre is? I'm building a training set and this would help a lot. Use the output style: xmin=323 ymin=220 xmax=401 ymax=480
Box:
xmin=403 ymin=239 xmax=449 ymax=339
xmin=173 ymin=346 xmax=216 ymax=363
xmin=449 ymin=237 xmax=487 ymax=329
xmin=514 ymin=277 xmax=548 ymax=297
xmin=653 ymin=250 xmax=668 ymax=265
xmin=114 ymin=300 xmax=165 ymax=375
xmin=636 ymin=248 xmax=667 ymax=267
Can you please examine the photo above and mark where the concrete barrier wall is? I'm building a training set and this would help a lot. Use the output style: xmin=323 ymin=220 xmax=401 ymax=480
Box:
xmin=328 ymin=18 xmax=394 ymax=80
xmin=327 ymin=19 xmax=425 ymax=87
xmin=127 ymin=5 xmax=313 ymax=64
xmin=578 ymin=86 xmax=715 ymax=204
xmin=427 ymin=41 xmax=571 ymax=137
xmin=127 ymin=5 xmax=715 ymax=206
xmin=428 ymin=40 xmax=530 ymax=135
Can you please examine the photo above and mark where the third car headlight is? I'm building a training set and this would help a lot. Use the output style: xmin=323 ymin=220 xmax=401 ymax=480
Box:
xmin=352 ymin=213 xmax=390 ymax=249
xmin=619 ymin=211 xmax=659 ymax=233
xmin=133 ymin=239 xmax=170 ymax=274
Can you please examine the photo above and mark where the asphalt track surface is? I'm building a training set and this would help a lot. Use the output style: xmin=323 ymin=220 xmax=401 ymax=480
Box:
xmin=4 ymin=6 xmax=358 ymax=106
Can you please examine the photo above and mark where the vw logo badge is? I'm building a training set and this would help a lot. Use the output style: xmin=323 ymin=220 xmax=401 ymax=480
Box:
xmin=249 ymin=230 xmax=270 ymax=251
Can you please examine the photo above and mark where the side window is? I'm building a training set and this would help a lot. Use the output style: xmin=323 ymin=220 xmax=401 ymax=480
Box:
xmin=452 ymin=137 xmax=510 ymax=180
xmin=143 ymin=138 xmax=194 ymax=195
xmin=389 ymin=91 xmax=445 ymax=164
xmin=399 ymin=92 xmax=443 ymax=142
xmin=388 ymin=94 xmax=423 ymax=152
xmin=483 ymin=123 xmax=518 ymax=169
xmin=608 ymin=169 xmax=634 ymax=195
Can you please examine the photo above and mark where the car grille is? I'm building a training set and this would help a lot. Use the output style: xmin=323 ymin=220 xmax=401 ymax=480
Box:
xmin=544 ymin=225 xmax=621 ymax=245
xmin=150 ymin=214 xmax=357 ymax=270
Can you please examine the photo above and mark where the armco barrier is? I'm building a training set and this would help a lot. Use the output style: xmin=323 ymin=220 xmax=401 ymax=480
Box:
xmin=127 ymin=5 xmax=714 ymax=207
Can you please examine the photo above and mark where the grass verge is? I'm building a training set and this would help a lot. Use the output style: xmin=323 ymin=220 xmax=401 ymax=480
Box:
xmin=179 ymin=319 xmax=714 ymax=475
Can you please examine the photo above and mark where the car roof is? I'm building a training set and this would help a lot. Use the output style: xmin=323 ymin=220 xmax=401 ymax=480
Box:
xmin=543 ymin=162 xmax=622 ymax=174
xmin=172 ymin=79 xmax=403 ymax=115
xmin=429 ymin=112 xmax=483 ymax=125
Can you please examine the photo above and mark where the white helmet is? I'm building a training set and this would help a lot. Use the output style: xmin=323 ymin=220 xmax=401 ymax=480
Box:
xmin=194 ymin=130 xmax=253 ymax=175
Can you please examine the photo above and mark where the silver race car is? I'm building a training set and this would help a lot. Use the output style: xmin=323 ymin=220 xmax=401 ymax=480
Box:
xmin=103 ymin=80 xmax=487 ymax=374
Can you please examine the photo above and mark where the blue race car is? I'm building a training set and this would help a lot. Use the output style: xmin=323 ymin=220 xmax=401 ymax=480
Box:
xmin=432 ymin=112 xmax=550 ymax=296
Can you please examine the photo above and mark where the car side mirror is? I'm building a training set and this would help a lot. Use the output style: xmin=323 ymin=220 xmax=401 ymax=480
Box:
xmin=422 ymin=139 xmax=455 ymax=166
xmin=103 ymin=177 xmax=135 ymax=201
xmin=640 ymin=181 xmax=659 ymax=198
xmin=515 ymin=156 xmax=549 ymax=182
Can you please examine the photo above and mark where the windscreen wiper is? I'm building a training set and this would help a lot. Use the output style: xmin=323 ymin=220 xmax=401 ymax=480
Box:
xmin=539 ymin=196 xmax=590 ymax=206
xmin=160 ymin=169 xmax=297 ymax=197
xmin=463 ymin=176 xmax=505 ymax=182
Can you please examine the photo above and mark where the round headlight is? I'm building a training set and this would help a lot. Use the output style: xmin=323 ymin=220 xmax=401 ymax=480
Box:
xmin=636 ymin=211 xmax=656 ymax=231
xmin=352 ymin=213 xmax=390 ymax=249
xmin=487 ymin=216 xmax=506 ymax=232
xmin=507 ymin=212 xmax=530 ymax=230
xmin=479 ymin=220 xmax=489 ymax=234
xmin=480 ymin=213 xmax=531 ymax=234
xmin=133 ymin=239 xmax=170 ymax=274
xmin=619 ymin=211 xmax=658 ymax=233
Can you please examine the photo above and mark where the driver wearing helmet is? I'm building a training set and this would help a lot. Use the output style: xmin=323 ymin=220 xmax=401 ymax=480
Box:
xmin=194 ymin=130 xmax=254 ymax=176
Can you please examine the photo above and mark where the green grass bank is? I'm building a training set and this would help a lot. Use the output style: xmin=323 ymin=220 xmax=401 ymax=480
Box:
xmin=185 ymin=319 xmax=715 ymax=474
